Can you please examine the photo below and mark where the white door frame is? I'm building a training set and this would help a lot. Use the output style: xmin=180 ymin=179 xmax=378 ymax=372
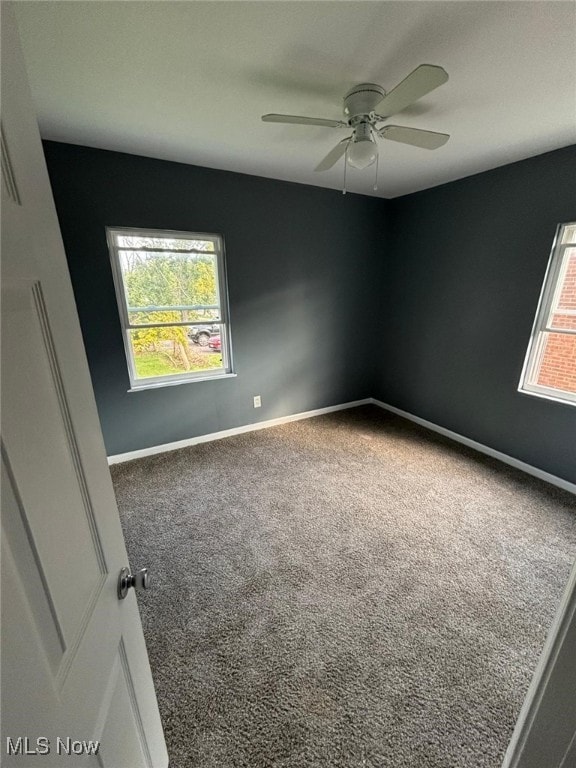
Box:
xmin=503 ymin=559 xmax=576 ymax=767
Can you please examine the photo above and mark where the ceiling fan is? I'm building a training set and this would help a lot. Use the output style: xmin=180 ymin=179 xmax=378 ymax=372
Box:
xmin=262 ymin=64 xmax=450 ymax=182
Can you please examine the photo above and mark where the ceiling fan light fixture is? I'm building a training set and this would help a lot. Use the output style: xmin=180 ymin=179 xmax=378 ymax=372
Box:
xmin=261 ymin=65 xmax=450 ymax=179
xmin=347 ymin=136 xmax=378 ymax=170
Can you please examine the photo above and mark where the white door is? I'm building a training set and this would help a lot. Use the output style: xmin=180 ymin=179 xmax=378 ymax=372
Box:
xmin=1 ymin=7 xmax=168 ymax=767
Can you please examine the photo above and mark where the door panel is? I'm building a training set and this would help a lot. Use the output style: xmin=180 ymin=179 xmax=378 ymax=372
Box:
xmin=1 ymin=453 xmax=65 ymax=672
xmin=3 ymin=280 xmax=105 ymax=649
xmin=1 ymin=6 xmax=168 ymax=767
xmin=97 ymin=646 xmax=153 ymax=768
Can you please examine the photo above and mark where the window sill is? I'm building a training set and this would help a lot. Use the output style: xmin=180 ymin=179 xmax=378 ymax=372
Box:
xmin=128 ymin=372 xmax=237 ymax=392
xmin=518 ymin=386 xmax=576 ymax=407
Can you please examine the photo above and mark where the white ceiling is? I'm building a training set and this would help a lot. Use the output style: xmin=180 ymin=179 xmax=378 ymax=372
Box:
xmin=14 ymin=1 xmax=576 ymax=199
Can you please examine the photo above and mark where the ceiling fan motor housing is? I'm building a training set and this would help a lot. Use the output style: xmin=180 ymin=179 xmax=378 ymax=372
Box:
xmin=353 ymin=122 xmax=373 ymax=142
xmin=343 ymin=83 xmax=386 ymax=118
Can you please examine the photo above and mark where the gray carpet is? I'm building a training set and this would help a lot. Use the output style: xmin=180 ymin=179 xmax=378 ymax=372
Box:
xmin=111 ymin=405 xmax=576 ymax=768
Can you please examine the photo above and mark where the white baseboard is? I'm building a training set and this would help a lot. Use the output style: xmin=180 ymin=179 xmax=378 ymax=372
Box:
xmin=107 ymin=399 xmax=372 ymax=464
xmin=369 ymin=398 xmax=576 ymax=496
xmin=107 ymin=397 xmax=575 ymax=495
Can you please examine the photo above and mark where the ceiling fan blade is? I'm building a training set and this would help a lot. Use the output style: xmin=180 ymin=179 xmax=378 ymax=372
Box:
xmin=262 ymin=113 xmax=346 ymax=128
xmin=379 ymin=125 xmax=450 ymax=149
xmin=314 ymin=138 xmax=350 ymax=171
xmin=375 ymin=64 xmax=448 ymax=118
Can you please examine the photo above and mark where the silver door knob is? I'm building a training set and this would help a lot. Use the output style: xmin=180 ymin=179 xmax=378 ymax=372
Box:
xmin=117 ymin=567 xmax=149 ymax=600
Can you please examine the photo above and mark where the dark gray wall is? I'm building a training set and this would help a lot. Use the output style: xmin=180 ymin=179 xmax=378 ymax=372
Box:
xmin=43 ymin=142 xmax=386 ymax=456
xmin=375 ymin=145 xmax=576 ymax=484
xmin=44 ymin=141 xmax=575 ymax=484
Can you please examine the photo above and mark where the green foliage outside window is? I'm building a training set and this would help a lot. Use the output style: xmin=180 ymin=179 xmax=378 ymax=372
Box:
xmin=121 ymin=253 xmax=220 ymax=374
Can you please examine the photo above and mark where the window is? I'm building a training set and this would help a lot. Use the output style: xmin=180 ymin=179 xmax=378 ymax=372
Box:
xmin=107 ymin=227 xmax=233 ymax=389
xmin=519 ymin=222 xmax=576 ymax=405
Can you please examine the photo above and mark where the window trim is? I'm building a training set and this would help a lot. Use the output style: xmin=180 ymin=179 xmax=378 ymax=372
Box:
xmin=106 ymin=226 xmax=234 ymax=390
xmin=518 ymin=222 xmax=576 ymax=406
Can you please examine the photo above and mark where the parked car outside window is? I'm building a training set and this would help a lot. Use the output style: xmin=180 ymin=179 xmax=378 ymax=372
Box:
xmin=188 ymin=324 xmax=219 ymax=346
xmin=208 ymin=335 xmax=221 ymax=352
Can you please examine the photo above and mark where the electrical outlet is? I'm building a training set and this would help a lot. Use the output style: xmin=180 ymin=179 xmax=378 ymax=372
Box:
xmin=253 ymin=395 xmax=262 ymax=408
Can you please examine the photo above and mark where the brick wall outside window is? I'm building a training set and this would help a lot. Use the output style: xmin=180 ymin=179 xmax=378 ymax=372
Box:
xmin=536 ymin=250 xmax=576 ymax=394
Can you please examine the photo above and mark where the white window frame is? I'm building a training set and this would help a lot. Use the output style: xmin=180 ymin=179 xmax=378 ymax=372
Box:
xmin=106 ymin=226 xmax=234 ymax=390
xmin=519 ymin=222 xmax=576 ymax=406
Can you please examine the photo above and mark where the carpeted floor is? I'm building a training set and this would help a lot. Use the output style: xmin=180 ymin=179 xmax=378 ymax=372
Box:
xmin=111 ymin=405 xmax=576 ymax=768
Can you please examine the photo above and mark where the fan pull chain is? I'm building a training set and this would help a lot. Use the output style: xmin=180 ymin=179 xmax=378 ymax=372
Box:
xmin=370 ymin=127 xmax=379 ymax=192
xmin=342 ymin=145 xmax=348 ymax=195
